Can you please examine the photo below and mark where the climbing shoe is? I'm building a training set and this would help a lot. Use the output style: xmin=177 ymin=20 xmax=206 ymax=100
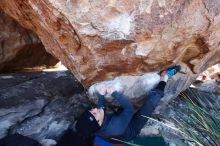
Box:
xmin=166 ymin=65 xmax=181 ymax=78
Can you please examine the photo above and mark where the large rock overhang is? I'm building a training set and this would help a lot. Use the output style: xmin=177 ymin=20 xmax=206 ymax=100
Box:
xmin=0 ymin=11 xmax=59 ymax=72
xmin=1 ymin=0 xmax=220 ymax=88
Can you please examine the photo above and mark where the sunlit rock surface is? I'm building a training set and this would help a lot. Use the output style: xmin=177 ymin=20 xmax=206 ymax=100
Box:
xmin=0 ymin=11 xmax=59 ymax=72
xmin=192 ymin=63 xmax=220 ymax=93
xmin=1 ymin=0 xmax=220 ymax=89
xmin=88 ymin=71 xmax=188 ymax=106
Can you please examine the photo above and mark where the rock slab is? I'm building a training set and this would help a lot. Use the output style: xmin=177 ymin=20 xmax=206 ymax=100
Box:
xmin=0 ymin=71 xmax=87 ymax=145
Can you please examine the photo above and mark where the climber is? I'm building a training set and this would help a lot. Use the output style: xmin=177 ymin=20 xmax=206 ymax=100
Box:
xmin=56 ymin=65 xmax=181 ymax=146
xmin=0 ymin=66 xmax=180 ymax=146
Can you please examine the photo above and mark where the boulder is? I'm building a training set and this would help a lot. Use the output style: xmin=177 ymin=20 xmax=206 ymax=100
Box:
xmin=0 ymin=11 xmax=58 ymax=72
xmin=0 ymin=71 xmax=86 ymax=145
xmin=191 ymin=63 xmax=220 ymax=93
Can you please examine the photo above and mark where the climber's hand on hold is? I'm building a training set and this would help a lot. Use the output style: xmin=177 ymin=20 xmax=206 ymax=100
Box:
xmin=106 ymin=84 xmax=116 ymax=95
xmin=96 ymin=84 xmax=107 ymax=96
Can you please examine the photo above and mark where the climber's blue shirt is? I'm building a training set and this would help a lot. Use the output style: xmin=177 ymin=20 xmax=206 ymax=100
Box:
xmin=94 ymin=136 xmax=113 ymax=146
xmin=95 ymin=91 xmax=134 ymax=138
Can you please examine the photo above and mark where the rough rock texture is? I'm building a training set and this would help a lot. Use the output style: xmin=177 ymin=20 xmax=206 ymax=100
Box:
xmin=88 ymin=71 xmax=188 ymax=108
xmin=1 ymin=71 xmax=219 ymax=146
xmin=1 ymin=0 xmax=220 ymax=89
xmin=0 ymin=71 xmax=86 ymax=145
xmin=0 ymin=11 xmax=59 ymax=72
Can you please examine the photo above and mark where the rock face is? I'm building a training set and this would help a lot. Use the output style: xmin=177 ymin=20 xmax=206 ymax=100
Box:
xmin=192 ymin=65 xmax=220 ymax=93
xmin=0 ymin=71 xmax=86 ymax=145
xmin=1 ymin=0 xmax=220 ymax=88
xmin=0 ymin=11 xmax=59 ymax=72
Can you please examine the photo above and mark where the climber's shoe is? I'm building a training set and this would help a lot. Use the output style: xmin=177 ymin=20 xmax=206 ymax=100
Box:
xmin=166 ymin=65 xmax=181 ymax=78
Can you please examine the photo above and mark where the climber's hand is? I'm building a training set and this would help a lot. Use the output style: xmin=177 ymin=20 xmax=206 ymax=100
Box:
xmin=96 ymin=84 xmax=107 ymax=95
xmin=106 ymin=84 xmax=116 ymax=95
